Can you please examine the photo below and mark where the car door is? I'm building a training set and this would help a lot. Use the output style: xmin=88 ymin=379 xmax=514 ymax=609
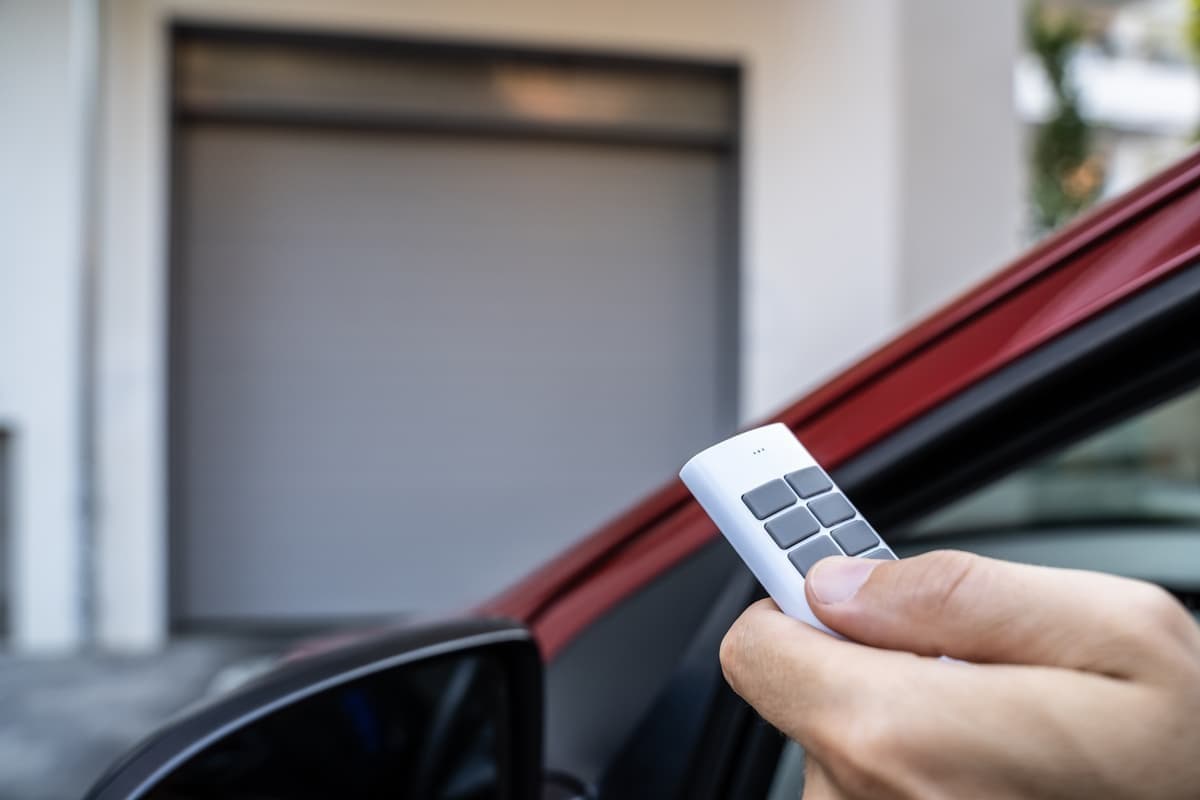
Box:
xmin=489 ymin=151 xmax=1200 ymax=797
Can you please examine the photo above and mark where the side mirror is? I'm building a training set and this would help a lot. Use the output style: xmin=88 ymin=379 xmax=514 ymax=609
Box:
xmin=85 ymin=618 xmax=542 ymax=800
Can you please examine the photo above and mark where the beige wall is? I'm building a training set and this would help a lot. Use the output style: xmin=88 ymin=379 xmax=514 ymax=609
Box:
xmin=0 ymin=0 xmax=1021 ymax=650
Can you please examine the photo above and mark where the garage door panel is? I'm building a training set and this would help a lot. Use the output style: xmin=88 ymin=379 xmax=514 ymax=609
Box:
xmin=174 ymin=122 xmax=733 ymax=621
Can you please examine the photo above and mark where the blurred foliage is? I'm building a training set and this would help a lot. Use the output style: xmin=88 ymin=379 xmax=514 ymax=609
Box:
xmin=1027 ymin=1 xmax=1104 ymax=234
xmin=1189 ymin=0 xmax=1200 ymax=65
xmin=1190 ymin=0 xmax=1200 ymax=140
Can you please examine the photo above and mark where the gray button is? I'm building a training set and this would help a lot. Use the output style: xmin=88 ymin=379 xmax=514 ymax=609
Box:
xmin=785 ymin=466 xmax=832 ymax=498
xmin=830 ymin=520 xmax=879 ymax=555
xmin=788 ymin=535 xmax=843 ymax=577
xmin=741 ymin=479 xmax=796 ymax=519
xmin=808 ymin=493 xmax=855 ymax=527
xmin=865 ymin=548 xmax=897 ymax=560
xmin=765 ymin=507 xmax=820 ymax=549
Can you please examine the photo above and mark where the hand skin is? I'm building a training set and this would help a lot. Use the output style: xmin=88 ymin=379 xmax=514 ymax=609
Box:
xmin=719 ymin=551 xmax=1200 ymax=799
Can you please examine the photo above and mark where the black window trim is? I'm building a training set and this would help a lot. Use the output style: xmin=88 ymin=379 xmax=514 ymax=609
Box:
xmin=841 ymin=260 xmax=1200 ymax=531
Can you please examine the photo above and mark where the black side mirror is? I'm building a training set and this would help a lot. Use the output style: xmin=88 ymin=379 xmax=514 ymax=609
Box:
xmin=84 ymin=618 xmax=542 ymax=800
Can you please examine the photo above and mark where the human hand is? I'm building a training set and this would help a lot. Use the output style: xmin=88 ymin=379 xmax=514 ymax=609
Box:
xmin=719 ymin=551 xmax=1200 ymax=799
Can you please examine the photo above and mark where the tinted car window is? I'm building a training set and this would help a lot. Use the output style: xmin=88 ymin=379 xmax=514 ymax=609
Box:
xmin=909 ymin=385 xmax=1200 ymax=539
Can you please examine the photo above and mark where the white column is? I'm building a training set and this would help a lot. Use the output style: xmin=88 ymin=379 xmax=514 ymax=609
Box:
xmin=94 ymin=0 xmax=169 ymax=651
xmin=740 ymin=2 xmax=905 ymax=417
xmin=0 ymin=0 xmax=95 ymax=652
xmin=895 ymin=0 xmax=1023 ymax=324
xmin=747 ymin=0 xmax=1022 ymax=413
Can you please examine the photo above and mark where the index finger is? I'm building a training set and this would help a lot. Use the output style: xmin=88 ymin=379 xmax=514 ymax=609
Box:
xmin=719 ymin=598 xmax=932 ymax=749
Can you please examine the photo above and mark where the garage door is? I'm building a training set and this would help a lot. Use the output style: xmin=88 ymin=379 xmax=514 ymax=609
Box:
xmin=170 ymin=29 xmax=739 ymax=624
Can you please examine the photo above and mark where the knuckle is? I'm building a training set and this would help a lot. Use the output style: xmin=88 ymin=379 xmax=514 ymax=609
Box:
xmin=1127 ymin=581 xmax=1194 ymax=641
xmin=718 ymin=618 xmax=749 ymax=691
xmin=852 ymin=714 xmax=908 ymax=764
xmin=810 ymin=703 xmax=898 ymax=759
xmin=817 ymin=713 xmax=910 ymax=798
xmin=912 ymin=550 xmax=980 ymax=618
xmin=1096 ymin=580 xmax=1200 ymax=678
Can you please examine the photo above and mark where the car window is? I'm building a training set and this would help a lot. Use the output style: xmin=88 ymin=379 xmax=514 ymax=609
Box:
xmin=908 ymin=384 xmax=1200 ymax=539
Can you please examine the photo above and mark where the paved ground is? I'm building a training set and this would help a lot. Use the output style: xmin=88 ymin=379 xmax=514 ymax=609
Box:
xmin=0 ymin=637 xmax=290 ymax=800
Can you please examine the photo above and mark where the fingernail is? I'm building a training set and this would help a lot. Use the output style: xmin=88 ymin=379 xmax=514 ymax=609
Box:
xmin=808 ymin=557 xmax=879 ymax=605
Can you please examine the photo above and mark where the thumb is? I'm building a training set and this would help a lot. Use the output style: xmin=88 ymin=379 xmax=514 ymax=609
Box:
xmin=804 ymin=549 xmax=1196 ymax=679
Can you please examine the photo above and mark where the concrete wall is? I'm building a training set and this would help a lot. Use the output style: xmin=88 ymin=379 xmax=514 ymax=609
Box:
xmin=1 ymin=0 xmax=1020 ymax=650
xmin=0 ymin=0 xmax=95 ymax=651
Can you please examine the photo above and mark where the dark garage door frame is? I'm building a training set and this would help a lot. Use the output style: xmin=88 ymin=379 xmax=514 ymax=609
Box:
xmin=166 ymin=23 xmax=741 ymax=629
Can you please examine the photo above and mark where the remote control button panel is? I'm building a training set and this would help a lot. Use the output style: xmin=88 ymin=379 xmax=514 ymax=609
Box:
xmin=830 ymin=520 xmax=878 ymax=555
xmin=784 ymin=466 xmax=832 ymax=498
xmin=808 ymin=493 xmax=855 ymax=527
xmin=788 ymin=535 xmax=842 ymax=576
xmin=764 ymin=507 xmax=820 ymax=549
xmin=741 ymin=479 xmax=796 ymax=520
xmin=741 ymin=468 xmax=895 ymax=574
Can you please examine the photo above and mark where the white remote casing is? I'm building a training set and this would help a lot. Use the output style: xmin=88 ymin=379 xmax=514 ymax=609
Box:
xmin=680 ymin=423 xmax=897 ymax=634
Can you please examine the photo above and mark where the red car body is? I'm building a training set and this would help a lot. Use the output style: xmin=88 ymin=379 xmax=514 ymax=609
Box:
xmin=486 ymin=148 xmax=1200 ymax=661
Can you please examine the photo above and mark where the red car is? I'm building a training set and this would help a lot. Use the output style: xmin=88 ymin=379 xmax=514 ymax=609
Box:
xmin=86 ymin=151 xmax=1200 ymax=799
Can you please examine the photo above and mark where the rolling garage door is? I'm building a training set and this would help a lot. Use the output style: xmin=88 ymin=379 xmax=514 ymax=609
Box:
xmin=170 ymin=29 xmax=739 ymax=625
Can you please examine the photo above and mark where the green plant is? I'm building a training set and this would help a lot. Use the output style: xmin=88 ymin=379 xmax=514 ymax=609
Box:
xmin=1188 ymin=0 xmax=1200 ymax=140
xmin=1027 ymin=1 xmax=1103 ymax=233
xmin=1188 ymin=0 xmax=1200 ymax=65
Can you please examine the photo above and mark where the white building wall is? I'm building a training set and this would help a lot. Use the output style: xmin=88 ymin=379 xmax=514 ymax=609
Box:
xmin=0 ymin=0 xmax=1020 ymax=650
xmin=0 ymin=0 xmax=94 ymax=651
xmin=897 ymin=1 xmax=1023 ymax=323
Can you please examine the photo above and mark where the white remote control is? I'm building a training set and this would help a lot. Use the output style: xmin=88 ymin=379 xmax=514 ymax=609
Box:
xmin=680 ymin=423 xmax=897 ymax=634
